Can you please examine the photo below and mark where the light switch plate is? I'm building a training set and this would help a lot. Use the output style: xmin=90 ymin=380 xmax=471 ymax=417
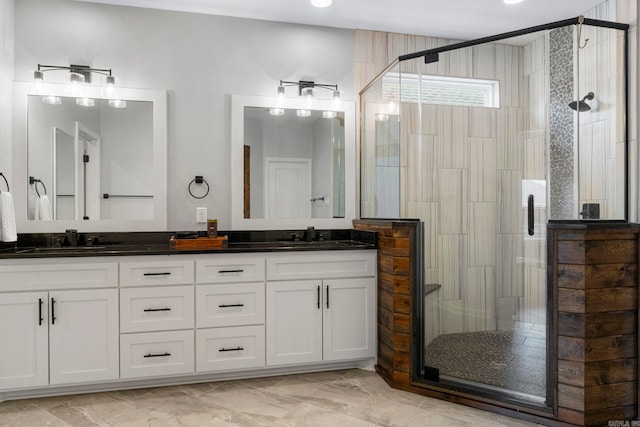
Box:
xmin=196 ymin=207 xmax=207 ymax=223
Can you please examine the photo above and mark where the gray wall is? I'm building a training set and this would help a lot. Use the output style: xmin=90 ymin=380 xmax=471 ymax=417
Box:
xmin=0 ymin=0 xmax=13 ymax=183
xmin=13 ymin=0 xmax=355 ymax=230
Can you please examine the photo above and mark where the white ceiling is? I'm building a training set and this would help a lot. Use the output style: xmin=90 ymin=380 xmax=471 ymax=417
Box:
xmin=75 ymin=0 xmax=607 ymax=40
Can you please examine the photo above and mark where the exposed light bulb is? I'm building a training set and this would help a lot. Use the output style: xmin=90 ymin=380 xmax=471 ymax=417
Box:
xmin=311 ymin=0 xmax=332 ymax=7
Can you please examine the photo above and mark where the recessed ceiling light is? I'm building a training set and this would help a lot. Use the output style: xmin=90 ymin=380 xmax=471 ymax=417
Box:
xmin=311 ymin=0 xmax=332 ymax=8
xmin=504 ymin=0 xmax=524 ymax=4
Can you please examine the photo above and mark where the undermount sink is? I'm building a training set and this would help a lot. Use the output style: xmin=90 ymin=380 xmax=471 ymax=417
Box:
xmin=226 ymin=240 xmax=370 ymax=249
xmin=15 ymin=246 xmax=107 ymax=254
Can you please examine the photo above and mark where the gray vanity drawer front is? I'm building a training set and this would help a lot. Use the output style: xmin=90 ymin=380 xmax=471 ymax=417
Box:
xmin=266 ymin=251 xmax=376 ymax=281
xmin=120 ymin=330 xmax=195 ymax=379
xmin=196 ymin=325 xmax=265 ymax=372
xmin=196 ymin=255 xmax=265 ymax=284
xmin=196 ymin=282 xmax=264 ymax=328
xmin=120 ymin=260 xmax=194 ymax=286
xmin=120 ymin=286 xmax=195 ymax=333
xmin=0 ymin=262 xmax=118 ymax=292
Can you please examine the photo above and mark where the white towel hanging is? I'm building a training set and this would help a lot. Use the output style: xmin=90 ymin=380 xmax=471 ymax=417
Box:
xmin=35 ymin=195 xmax=53 ymax=221
xmin=0 ymin=191 xmax=17 ymax=242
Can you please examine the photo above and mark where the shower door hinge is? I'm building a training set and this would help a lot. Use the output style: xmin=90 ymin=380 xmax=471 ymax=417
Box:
xmin=83 ymin=154 xmax=90 ymax=163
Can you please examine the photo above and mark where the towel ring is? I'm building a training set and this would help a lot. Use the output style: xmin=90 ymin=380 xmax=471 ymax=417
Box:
xmin=188 ymin=175 xmax=210 ymax=199
xmin=0 ymin=172 xmax=8 ymax=192
xmin=29 ymin=176 xmax=47 ymax=197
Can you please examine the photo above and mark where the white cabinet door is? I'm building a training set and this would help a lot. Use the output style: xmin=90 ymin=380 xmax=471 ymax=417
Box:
xmin=266 ymin=280 xmax=322 ymax=366
xmin=196 ymin=325 xmax=265 ymax=372
xmin=0 ymin=292 xmax=49 ymax=390
xmin=323 ymin=278 xmax=376 ymax=361
xmin=49 ymin=289 xmax=119 ymax=385
xmin=196 ymin=282 xmax=264 ymax=328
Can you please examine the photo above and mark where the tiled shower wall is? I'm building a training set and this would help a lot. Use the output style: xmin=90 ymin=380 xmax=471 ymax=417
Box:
xmin=356 ymin=0 xmax=637 ymax=343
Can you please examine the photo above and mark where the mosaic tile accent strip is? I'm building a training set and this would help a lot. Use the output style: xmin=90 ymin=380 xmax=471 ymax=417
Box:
xmin=549 ymin=26 xmax=576 ymax=219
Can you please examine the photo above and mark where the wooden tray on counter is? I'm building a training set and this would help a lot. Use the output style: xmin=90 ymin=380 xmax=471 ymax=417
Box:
xmin=170 ymin=235 xmax=228 ymax=249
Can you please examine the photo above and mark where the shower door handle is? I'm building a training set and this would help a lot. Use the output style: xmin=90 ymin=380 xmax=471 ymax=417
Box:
xmin=527 ymin=194 xmax=535 ymax=236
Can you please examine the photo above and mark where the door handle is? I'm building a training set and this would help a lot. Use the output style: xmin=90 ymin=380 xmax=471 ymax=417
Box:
xmin=51 ymin=298 xmax=56 ymax=325
xmin=326 ymin=285 xmax=330 ymax=309
xmin=218 ymin=304 xmax=244 ymax=308
xmin=38 ymin=298 xmax=43 ymax=326
xmin=143 ymin=272 xmax=171 ymax=276
xmin=219 ymin=347 xmax=244 ymax=352
xmin=527 ymin=194 xmax=535 ymax=236
xmin=317 ymin=285 xmax=320 ymax=309
xmin=143 ymin=307 xmax=171 ymax=312
xmin=143 ymin=352 xmax=171 ymax=358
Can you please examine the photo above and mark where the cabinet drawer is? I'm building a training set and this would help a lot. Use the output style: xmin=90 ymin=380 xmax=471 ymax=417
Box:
xmin=0 ymin=261 xmax=118 ymax=292
xmin=266 ymin=251 xmax=376 ymax=281
xmin=196 ymin=255 xmax=265 ymax=284
xmin=196 ymin=325 xmax=265 ymax=372
xmin=120 ymin=260 xmax=194 ymax=286
xmin=120 ymin=286 xmax=194 ymax=333
xmin=196 ymin=283 xmax=264 ymax=328
xmin=120 ymin=330 xmax=194 ymax=379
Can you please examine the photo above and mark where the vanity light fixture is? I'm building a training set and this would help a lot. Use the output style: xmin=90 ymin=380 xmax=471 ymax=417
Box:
xmin=269 ymin=107 xmax=285 ymax=116
xmin=32 ymin=63 xmax=123 ymax=108
xmin=277 ymin=79 xmax=341 ymax=118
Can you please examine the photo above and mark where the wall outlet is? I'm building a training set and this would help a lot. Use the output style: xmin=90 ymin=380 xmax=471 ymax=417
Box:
xmin=196 ymin=207 xmax=207 ymax=224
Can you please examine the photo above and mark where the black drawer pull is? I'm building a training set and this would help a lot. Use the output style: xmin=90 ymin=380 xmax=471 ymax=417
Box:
xmin=218 ymin=303 xmax=244 ymax=308
xmin=143 ymin=272 xmax=171 ymax=276
xmin=51 ymin=298 xmax=56 ymax=324
xmin=219 ymin=347 xmax=244 ymax=352
xmin=218 ymin=269 xmax=244 ymax=274
xmin=143 ymin=352 xmax=171 ymax=358
xmin=143 ymin=307 xmax=172 ymax=312
xmin=317 ymin=285 xmax=320 ymax=309
xmin=38 ymin=298 xmax=43 ymax=326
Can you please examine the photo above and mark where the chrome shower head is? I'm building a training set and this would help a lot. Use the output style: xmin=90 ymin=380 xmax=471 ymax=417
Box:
xmin=568 ymin=92 xmax=595 ymax=112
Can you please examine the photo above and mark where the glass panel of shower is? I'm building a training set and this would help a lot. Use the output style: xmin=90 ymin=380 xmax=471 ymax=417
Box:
xmin=359 ymin=17 xmax=628 ymax=408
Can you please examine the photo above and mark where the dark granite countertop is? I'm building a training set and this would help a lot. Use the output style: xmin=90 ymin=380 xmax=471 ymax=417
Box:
xmin=0 ymin=229 xmax=377 ymax=259
xmin=547 ymin=220 xmax=639 ymax=230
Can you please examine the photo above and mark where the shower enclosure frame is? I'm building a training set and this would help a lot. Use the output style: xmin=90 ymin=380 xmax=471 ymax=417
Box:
xmin=359 ymin=15 xmax=630 ymax=420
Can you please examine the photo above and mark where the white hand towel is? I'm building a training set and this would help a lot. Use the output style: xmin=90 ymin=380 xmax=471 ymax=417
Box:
xmin=36 ymin=195 xmax=53 ymax=221
xmin=0 ymin=192 xmax=17 ymax=242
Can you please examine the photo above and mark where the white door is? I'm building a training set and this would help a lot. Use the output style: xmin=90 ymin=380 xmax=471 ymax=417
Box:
xmin=265 ymin=158 xmax=311 ymax=219
xmin=266 ymin=280 xmax=322 ymax=366
xmin=323 ymin=278 xmax=376 ymax=361
xmin=49 ymin=289 xmax=119 ymax=385
xmin=0 ymin=292 xmax=49 ymax=389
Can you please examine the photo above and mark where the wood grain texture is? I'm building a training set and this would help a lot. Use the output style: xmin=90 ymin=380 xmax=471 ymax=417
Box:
xmin=558 ymin=263 xmax=637 ymax=289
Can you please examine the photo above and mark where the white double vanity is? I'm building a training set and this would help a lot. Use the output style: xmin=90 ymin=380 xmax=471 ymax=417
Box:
xmin=0 ymin=249 xmax=376 ymax=401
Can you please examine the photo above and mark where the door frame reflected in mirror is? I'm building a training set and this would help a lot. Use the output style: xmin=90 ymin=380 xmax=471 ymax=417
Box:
xmin=13 ymin=82 xmax=168 ymax=232
xmin=230 ymin=94 xmax=356 ymax=230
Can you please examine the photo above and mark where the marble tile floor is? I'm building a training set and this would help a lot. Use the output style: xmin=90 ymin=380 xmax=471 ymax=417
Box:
xmin=0 ymin=369 xmax=549 ymax=427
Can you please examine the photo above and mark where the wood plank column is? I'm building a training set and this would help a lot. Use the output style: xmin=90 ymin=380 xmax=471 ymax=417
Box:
xmin=552 ymin=227 xmax=638 ymax=426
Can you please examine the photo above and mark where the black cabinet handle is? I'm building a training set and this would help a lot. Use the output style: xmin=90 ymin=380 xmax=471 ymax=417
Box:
xmin=143 ymin=307 xmax=172 ymax=312
xmin=527 ymin=194 xmax=535 ymax=236
xmin=326 ymin=285 xmax=330 ymax=309
xmin=51 ymin=298 xmax=56 ymax=324
xmin=38 ymin=298 xmax=43 ymax=326
xmin=218 ymin=304 xmax=244 ymax=308
xmin=143 ymin=352 xmax=171 ymax=358
xmin=219 ymin=347 xmax=244 ymax=352
xmin=317 ymin=285 xmax=320 ymax=309
xmin=218 ymin=269 xmax=244 ymax=274
xmin=143 ymin=272 xmax=171 ymax=276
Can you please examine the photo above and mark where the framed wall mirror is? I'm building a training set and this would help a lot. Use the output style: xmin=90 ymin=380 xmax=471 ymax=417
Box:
xmin=13 ymin=82 xmax=167 ymax=232
xmin=230 ymin=95 xmax=355 ymax=230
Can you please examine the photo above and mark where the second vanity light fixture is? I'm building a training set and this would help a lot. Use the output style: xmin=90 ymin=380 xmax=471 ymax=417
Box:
xmin=33 ymin=64 xmax=126 ymax=108
xmin=272 ymin=79 xmax=341 ymax=118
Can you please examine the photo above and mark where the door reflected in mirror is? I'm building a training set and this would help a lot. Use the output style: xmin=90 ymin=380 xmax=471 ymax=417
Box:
xmin=27 ymin=95 xmax=154 ymax=221
xmin=243 ymin=107 xmax=345 ymax=220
